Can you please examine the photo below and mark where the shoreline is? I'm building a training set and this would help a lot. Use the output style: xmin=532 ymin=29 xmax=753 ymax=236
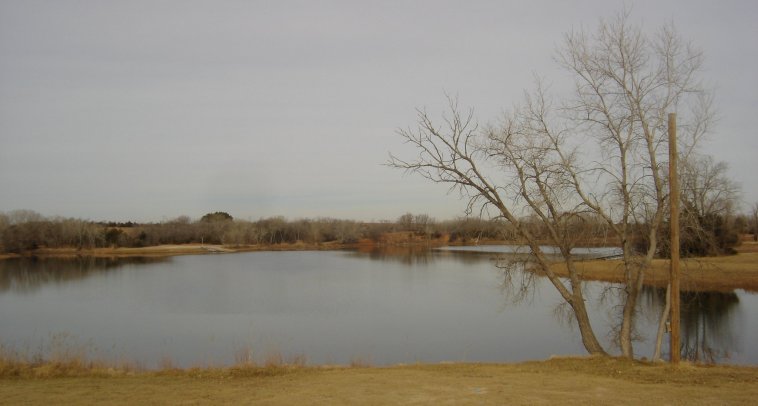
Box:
xmin=2 ymin=241 xmax=757 ymax=292
xmin=0 ymin=242 xmax=359 ymax=260
xmin=547 ymin=245 xmax=758 ymax=292
xmin=0 ymin=239 xmax=492 ymax=260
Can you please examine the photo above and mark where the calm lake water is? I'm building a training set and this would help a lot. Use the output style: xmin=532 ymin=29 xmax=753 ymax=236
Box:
xmin=1 ymin=247 xmax=755 ymax=368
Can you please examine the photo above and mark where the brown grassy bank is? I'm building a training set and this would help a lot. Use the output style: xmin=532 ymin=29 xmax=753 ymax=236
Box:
xmin=1 ymin=357 xmax=757 ymax=405
xmin=0 ymin=241 xmax=356 ymax=259
xmin=548 ymin=243 xmax=758 ymax=292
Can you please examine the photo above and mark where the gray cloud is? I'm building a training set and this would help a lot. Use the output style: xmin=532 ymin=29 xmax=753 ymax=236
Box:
xmin=1 ymin=1 xmax=756 ymax=221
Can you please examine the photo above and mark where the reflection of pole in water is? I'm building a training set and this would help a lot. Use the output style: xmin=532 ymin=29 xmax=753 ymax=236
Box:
xmin=642 ymin=287 xmax=741 ymax=363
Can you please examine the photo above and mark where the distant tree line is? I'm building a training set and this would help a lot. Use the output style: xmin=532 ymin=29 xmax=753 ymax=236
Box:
xmin=0 ymin=207 xmax=750 ymax=255
xmin=0 ymin=210 xmax=497 ymax=253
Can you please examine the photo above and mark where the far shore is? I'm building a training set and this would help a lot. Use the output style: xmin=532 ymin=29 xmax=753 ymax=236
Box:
xmin=2 ymin=240 xmax=757 ymax=292
xmin=0 ymin=237 xmax=483 ymax=260
xmin=0 ymin=242 xmax=353 ymax=260
xmin=0 ymin=240 xmax=384 ymax=260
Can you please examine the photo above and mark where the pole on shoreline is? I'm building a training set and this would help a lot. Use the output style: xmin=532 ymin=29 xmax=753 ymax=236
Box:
xmin=668 ymin=113 xmax=681 ymax=364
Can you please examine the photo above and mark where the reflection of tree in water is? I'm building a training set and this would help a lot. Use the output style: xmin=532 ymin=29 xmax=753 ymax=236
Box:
xmin=680 ymin=290 xmax=741 ymax=363
xmin=346 ymin=246 xmax=493 ymax=266
xmin=642 ymin=287 xmax=741 ymax=363
xmin=0 ymin=256 xmax=168 ymax=294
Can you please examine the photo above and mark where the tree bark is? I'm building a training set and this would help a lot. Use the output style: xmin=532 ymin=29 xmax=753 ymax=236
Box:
xmin=652 ymin=283 xmax=671 ymax=362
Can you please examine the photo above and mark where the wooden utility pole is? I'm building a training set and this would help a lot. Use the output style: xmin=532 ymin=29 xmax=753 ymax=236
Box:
xmin=668 ymin=113 xmax=681 ymax=364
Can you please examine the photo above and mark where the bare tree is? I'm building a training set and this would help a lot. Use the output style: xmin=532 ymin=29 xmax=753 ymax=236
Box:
xmin=390 ymin=10 xmax=713 ymax=358
xmin=555 ymin=11 xmax=712 ymax=358
xmin=677 ymin=155 xmax=741 ymax=256
xmin=397 ymin=213 xmax=415 ymax=231
xmin=390 ymin=95 xmax=606 ymax=355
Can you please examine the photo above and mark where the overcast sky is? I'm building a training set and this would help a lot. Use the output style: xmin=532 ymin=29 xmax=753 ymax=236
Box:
xmin=1 ymin=1 xmax=756 ymax=222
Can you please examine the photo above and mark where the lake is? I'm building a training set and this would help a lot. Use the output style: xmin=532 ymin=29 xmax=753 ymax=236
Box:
xmin=0 ymin=247 xmax=755 ymax=368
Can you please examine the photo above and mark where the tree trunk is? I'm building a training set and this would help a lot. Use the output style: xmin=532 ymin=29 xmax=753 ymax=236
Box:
xmin=526 ymin=238 xmax=607 ymax=356
xmin=619 ymin=241 xmax=636 ymax=358
xmin=619 ymin=295 xmax=634 ymax=357
xmin=652 ymin=283 xmax=671 ymax=362
xmin=619 ymin=275 xmax=640 ymax=357
xmin=619 ymin=231 xmax=656 ymax=359
xmin=570 ymin=290 xmax=607 ymax=355
xmin=620 ymin=260 xmax=648 ymax=358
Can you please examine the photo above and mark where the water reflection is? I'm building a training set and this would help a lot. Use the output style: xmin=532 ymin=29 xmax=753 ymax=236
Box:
xmin=0 ymin=250 xmax=753 ymax=366
xmin=642 ymin=287 xmax=742 ymax=363
xmin=347 ymin=245 xmax=495 ymax=266
xmin=0 ymin=256 xmax=168 ymax=294
xmin=491 ymin=256 xmax=746 ymax=363
xmin=437 ymin=245 xmax=623 ymax=259
xmin=205 ymin=247 xmax=750 ymax=366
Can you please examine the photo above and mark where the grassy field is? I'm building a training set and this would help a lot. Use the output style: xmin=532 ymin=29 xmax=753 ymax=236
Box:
xmin=2 ymin=357 xmax=757 ymax=405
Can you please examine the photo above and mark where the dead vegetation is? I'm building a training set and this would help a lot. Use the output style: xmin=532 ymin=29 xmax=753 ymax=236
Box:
xmin=1 ymin=356 xmax=756 ymax=405
xmin=547 ymin=246 xmax=758 ymax=292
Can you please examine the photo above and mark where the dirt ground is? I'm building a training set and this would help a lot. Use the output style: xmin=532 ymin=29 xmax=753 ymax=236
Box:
xmin=2 ymin=357 xmax=757 ymax=405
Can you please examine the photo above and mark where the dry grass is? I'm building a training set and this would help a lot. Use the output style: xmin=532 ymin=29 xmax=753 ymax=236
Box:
xmin=1 ymin=357 xmax=757 ymax=405
xmin=30 ymin=244 xmax=233 ymax=258
xmin=737 ymin=238 xmax=758 ymax=253
xmin=549 ymin=246 xmax=758 ymax=292
xmin=349 ymin=356 xmax=373 ymax=368
xmin=17 ymin=241 xmax=358 ymax=259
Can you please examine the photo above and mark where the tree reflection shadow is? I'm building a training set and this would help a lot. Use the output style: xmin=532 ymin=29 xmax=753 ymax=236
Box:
xmin=642 ymin=287 xmax=742 ymax=363
xmin=347 ymin=246 xmax=494 ymax=266
xmin=0 ymin=256 xmax=169 ymax=294
xmin=495 ymin=257 xmax=744 ymax=363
